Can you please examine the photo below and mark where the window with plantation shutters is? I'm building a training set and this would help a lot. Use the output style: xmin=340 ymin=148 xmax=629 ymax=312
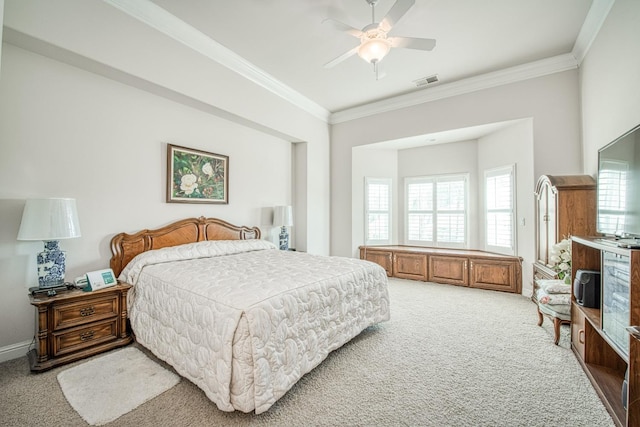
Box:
xmin=485 ymin=165 xmax=515 ymax=255
xmin=405 ymin=174 xmax=467 ymax=248
xmin=597 ymin=160 xmax=628 ymax=234
xmin=365 ymin=177 xmax=391 ymax=244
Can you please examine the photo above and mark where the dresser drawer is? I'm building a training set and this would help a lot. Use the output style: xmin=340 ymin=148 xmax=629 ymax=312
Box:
xmin=52 ymin=319 xmax=118 ymax=357
xmin=429 ymin=255 xmax=469 ymax=286
xmin=52 ymin=294 xmax=119 ymax=330
xmin=393 ymin=252 xmax=427 ymax=281
xmin=470 ymin=259 xmax=519 ymax=292
xmin=361 ymin=249 xmax=393 ymax=276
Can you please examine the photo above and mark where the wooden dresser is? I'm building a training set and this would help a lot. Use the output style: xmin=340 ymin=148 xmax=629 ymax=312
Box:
xmin=28 ymin=283 xmax=132 ymax=372
xmin=533 ymin=174 xmax=596 ymax=283
xmin=360 ymin=245 xmax=522 ymax=293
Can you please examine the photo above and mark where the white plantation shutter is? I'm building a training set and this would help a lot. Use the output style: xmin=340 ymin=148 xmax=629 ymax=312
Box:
xmin=406 ymin=175 xmax=467 ymax=247
xmin=598 ymin=160 xmax=628 ymax=234
xmin=436 ymin=179 xmax=465 ymax=243
xmin=365 ymin=178 xmax=391 ymax=244
xmin=485 ymin=165 xmax=515 ymax=255
xmin=407 ymin=180 xmax=433 ymax=241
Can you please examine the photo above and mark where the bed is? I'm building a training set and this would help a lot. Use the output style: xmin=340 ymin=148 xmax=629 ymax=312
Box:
xmin=110 ymin=217 xmax=390 ymax=414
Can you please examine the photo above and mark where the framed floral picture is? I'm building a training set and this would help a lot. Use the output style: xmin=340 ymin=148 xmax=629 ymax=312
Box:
xmin=166 ymin=144 xmax=229 ymax=204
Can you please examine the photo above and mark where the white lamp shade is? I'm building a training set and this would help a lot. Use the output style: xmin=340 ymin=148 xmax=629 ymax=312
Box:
xmin=273 ymin=205 xmax=293 ymax=227
xmin=357 ymin=38 xmax=391 ymax=63
xmin=17 ymin=198 xmax=82 ymax=241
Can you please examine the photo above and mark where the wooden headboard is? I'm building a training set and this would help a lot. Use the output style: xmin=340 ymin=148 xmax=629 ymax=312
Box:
xmin=110 ymin=217 xmax=261 ymax=276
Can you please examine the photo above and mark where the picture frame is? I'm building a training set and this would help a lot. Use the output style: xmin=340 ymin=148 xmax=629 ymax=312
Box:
xmin=166 ymin=144 xmax=229 ymax=204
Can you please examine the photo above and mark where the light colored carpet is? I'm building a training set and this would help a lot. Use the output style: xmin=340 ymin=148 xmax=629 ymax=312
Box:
xmin=57 ymin=347 xmax=180 ymax=425
xmin=0 ymin=278 xmax=615 ymax=426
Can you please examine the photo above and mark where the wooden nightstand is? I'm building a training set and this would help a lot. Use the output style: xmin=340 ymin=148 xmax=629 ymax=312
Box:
xmin=28 ymin=283 xmax=132 ymax=372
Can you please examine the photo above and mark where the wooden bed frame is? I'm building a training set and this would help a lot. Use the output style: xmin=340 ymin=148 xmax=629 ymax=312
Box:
xmin=110 ymin=217 xmax=261 ymax=276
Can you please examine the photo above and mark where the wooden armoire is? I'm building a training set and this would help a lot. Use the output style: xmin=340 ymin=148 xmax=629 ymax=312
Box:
xmin=533 ymin=175 xmax=597 ymax=282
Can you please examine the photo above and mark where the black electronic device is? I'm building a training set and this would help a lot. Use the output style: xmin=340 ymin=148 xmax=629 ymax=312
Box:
xmin=573 ymin=269 xmax=601 ymax=308
xmin=29 ymin=282 xmax=75 ymax=297
xmin=597 ymin=123 xmax=640 ymax=237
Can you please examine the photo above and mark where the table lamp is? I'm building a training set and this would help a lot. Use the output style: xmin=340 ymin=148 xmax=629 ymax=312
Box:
xmin=273 ymin=205 xmax=293 ymax=250
xmin=17 ymin=198 xmax=82 ymax=289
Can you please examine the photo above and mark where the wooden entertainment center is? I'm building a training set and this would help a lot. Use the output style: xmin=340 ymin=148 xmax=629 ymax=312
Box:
xmin=571 ymin=236 xmax=640 ymax=426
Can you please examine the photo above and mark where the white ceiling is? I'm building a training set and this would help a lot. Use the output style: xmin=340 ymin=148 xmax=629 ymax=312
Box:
xmin=363 ymin=120 xmax=525 ymax=150
xmin=5 ymin=0 xmax=605 ymax=145
xmin=149 ymin=0 xmax=596 ymax=116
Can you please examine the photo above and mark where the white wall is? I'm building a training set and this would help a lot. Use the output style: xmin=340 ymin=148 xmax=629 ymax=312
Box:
xmin=1 ymin=0 xmax=636 ymax=361
xmin=2 ymin=0 xmax=332 ymax=256
xmin=0 ymin=0 xmax=4 ymax=70
xmin=0 ymin=44 xmax=293 ymax=355
xmin=477 ymin=120 xmax=535 ymax=294
xmin=0 ymin=0 xmax=333 ymax=359
xmin=581 ymin=0 xmax=640 ymax=175
xmin=293 ymin=142 xmax=308 ymax=252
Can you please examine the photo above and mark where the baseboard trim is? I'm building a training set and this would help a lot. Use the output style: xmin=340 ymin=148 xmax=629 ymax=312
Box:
xmin=0 ymin=340 xmax=32 ymax=363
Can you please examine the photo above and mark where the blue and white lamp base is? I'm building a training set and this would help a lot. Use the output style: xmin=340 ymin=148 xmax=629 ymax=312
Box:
xmin=37 ymin=240 xmax=67 ymax=288
xmin=279 ymin=226 xmax=289 ymax=251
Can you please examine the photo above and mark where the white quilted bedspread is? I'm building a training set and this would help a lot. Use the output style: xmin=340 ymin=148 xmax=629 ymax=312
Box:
xmin=120 ymin=240 xmax=389 ymax=414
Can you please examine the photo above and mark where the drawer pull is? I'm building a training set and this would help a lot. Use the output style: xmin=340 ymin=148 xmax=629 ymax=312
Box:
xmin=80 ymin=330 xmax=95 ymax=341
xmin=579 ymin=329 xmax=585 ymax=344
xmin=80 ymin=306 xmax=95 ymax=317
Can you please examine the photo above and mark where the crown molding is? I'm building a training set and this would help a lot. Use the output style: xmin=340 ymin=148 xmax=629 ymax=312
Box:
xmin=102 ymin=0 xmax=610 ymax=127
xmin=331 ymin=0 xmax=615 ymax=124
xmin=330 ymin=54 xmax=579 ymax=124
xmin=572 ymin=0 xmax=615 ymax=64
xmin=102 ymin=0 xmax=331 ymax=123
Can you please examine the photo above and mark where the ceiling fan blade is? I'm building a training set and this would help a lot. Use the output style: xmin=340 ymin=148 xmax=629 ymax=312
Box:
xmin=322 ymin=18 xmax=362 ymax=38
xmin=324 ymin=45 xmax=359 ymax=68
xmin=390 ymin=36 xmax=436 ymax=51
xmin=379 ymin=0 xmax=415 ymax=33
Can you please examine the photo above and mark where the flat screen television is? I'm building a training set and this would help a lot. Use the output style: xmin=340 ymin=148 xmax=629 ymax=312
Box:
xmin=597 ymin=124 xmax=640 ymax=238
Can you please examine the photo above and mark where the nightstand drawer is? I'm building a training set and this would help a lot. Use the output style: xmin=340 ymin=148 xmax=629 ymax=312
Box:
xmin=52 ymin=319 xmax=118 ymax=357
xmin=52 ymin=294 xmax=119 ymax=330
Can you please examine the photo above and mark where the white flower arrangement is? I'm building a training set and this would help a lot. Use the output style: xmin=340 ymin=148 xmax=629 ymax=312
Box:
xmin=548 ymin=237 xmax=572 ymax=283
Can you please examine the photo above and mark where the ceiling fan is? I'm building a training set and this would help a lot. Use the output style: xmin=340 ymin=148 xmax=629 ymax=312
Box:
xmin=323 ymin=0 xmax=436 ymax=77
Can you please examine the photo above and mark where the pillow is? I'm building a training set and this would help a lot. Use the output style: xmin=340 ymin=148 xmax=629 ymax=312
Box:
xmin=536 ymin=288 xmax=571 ymax=305
xmin=119 ymin=239 xmax=277 ymax=285
xmin=536 ymin=279 xmax=571 ymax=294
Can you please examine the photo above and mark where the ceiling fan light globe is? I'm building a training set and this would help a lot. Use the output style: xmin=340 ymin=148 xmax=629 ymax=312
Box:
xmin=357 ymin=39 xmax=391 ymax=64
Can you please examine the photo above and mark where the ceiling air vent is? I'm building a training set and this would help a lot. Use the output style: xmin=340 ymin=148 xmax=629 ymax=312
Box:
xmin=413 ymin=74 xmax=439 ymax=87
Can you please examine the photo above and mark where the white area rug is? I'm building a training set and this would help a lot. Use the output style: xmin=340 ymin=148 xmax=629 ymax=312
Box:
xmin=57 ymin=347 xmax=180 ymax=426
